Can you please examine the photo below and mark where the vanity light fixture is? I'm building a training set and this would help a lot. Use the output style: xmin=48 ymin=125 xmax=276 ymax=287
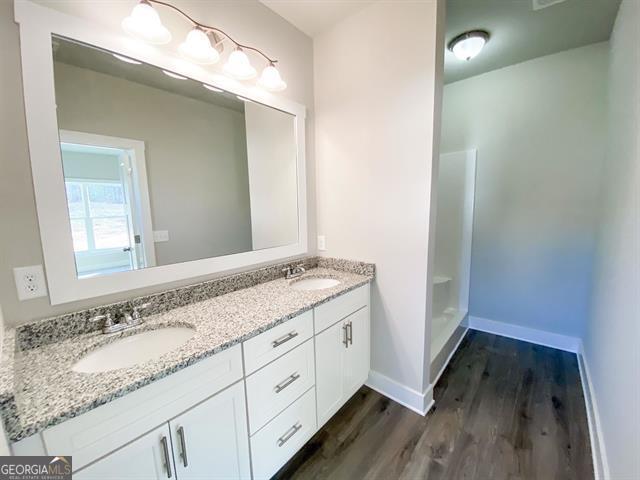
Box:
xmin=203 ymin=83 xmax=223 ymax=93
xmin=258 ymin=63 xmax=287 ymax=92
xmin=224 ymin=48 xmax=257 ymax=80
xmin=122 ymin=0 xmax=171 ymax=45
xmin=448 ymin=30 xmax=490 ymax=61
xmin=122 ymin=0 xmax=286 ymax=91
xmin=162 ymin=70 xmax=187 ymax=80
xmin=112 ymin=53 xmax=142 ymax=65
xmin=179 ymin=27 xmax=220 ymax=65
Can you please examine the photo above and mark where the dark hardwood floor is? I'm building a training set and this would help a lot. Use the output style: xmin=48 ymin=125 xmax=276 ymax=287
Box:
xmin=275 ymin=331 xmax=593 ymax=480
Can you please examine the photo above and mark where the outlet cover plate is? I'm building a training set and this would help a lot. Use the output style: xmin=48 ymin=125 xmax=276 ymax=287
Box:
xmin=13 ymin=265 xmax=48 ymax=301
xmin=317 ymin=235 xmax=326 ymax=251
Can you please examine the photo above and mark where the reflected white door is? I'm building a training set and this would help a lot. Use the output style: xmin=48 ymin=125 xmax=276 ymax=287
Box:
xmin=59 ymin=130 xmax=156 ymax=277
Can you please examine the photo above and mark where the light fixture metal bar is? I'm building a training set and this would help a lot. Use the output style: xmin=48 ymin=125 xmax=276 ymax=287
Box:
xmin=145 ymin=0 xmax=278 ymax=64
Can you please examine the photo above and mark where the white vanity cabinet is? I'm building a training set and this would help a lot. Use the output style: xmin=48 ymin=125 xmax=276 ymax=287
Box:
xmin=315 ymin=305 xmax=370 ymax=427
xmin=74 ymin=381 xmax=251 ymax=480
xmin=73 ymin=424 xmax=174 ymax=480
xmin=170 ymin=382 xmax=251 ymax=480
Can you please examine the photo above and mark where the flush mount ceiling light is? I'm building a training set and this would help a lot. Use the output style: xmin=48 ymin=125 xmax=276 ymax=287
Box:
xmin=448 ymin=30 xmax=490 ymax=61
xmin=121 ymin=0 xmax=286 ymax=91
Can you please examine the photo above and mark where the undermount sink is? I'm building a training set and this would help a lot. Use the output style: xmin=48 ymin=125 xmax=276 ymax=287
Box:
xmin=290 ymin=277 xmax=341 ymax=291
xmin=73 ymin=327 xmax=196 ymax=373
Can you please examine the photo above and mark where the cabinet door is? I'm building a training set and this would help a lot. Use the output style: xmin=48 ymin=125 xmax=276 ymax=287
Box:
xmin=343 ymin=306 xmax=370 ymax=398
xmin=315 ymin=318 xmax=348 ymax=427
xmin=170 ymin=381 xmax=251 ymax=480
xmin=74 ymin=424 xmax=174 ymax=480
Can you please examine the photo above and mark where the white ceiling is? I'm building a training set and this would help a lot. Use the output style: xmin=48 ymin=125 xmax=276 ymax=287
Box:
xmin=259 ymin=0 xmax=374 ymax=37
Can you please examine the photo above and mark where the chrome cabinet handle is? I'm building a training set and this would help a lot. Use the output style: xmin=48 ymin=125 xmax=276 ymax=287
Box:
xmin=274 ymin=372 xmax=300 ymax=393
xmin=160 ymin=435 xmax=172 ymax=478
xmin=177 ymin=426 xmax=188 ymax=468
xmin=277 ymin=422 xmax=302 ymax=447
xmin=347 ymin=321 xmax=353 ymax=345
xmin=272 ymin=331 xmax=298 ymax=348
xmin=342 ymin=323 xmax=349 ymax=348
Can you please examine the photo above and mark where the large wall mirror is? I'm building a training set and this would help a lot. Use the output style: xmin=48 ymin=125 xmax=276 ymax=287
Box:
xmin=15 ymin=2 xmax=307 ymax=304
xmin=53 ymin=36 xmax=299 ymax=278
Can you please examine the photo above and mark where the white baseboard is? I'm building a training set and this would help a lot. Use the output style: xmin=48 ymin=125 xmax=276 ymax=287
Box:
xmin=432 ymin=327 xmax=468 ymax=387
xmin=366 ymin=370 xmax=434 ymax=416
xmin=465 ymin=316 xmax=580 ymax=352
xmin=577 ymin=342 xmax=610 ymax=480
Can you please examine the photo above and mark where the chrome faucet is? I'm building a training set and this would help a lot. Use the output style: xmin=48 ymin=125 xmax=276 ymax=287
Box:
xmin=282 ymin=264 xmax=306 ymax=280
xmin=90 ymin=303 xmax=150 ymax=334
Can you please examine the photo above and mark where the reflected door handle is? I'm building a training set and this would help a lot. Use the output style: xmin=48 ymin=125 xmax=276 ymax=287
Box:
xmin=122 ymin=247 xmax=132 ymax=252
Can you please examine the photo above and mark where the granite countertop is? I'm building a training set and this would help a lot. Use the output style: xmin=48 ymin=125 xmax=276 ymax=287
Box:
xmin=0 ymin=266 xmax=373 ymax=442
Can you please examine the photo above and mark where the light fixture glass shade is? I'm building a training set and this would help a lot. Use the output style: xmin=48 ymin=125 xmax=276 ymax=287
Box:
xmin=449 ymin=31 xmax=489 ymax=61
xmin=258 ymin=64 xmax=287 ymax=92
xmin=179 ymin=28 xmax=220 ymax=65
xmin=223 ymin=49 xmax=257 ymax=80
xmin=122 ymin=1 xmax=171 ymax=45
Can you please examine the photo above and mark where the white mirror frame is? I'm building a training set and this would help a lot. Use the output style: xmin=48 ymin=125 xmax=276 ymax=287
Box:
xmin=14 ymin=0 xmax=308 ymax=305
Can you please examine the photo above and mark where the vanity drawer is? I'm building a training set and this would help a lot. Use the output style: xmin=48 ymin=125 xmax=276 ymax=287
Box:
xmin=314 ymin=284 xmax=369 ymax=334
xmin=243 ymin=310 xmax=313 ymax=374
xmin=42 ymin=345 xmax=243 ymax=471
xmin=250 ymin=387 xmax=317 ymax=480
xmin=245 ymin=339 xmax=315 ymax=434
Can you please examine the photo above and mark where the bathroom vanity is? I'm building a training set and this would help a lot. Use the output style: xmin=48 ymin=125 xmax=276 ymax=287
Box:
xmin=1 ymin=261 xmax=372 ymax=479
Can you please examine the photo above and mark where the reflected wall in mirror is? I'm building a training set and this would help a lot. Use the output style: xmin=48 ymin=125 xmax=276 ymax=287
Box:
xmin=52 ymin=36 xmax=298 ymax=279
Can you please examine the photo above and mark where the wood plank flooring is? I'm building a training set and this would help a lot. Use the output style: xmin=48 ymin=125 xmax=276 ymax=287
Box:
xmin=274 ymin=331 xmax=593 ymax=480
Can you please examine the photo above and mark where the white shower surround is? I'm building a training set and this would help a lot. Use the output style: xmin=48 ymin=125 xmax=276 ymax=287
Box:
xmin=430 ymin=149 xmax=476 ymax=362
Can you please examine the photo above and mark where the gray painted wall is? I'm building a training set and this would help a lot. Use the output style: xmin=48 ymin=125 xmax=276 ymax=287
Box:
xmin=583 ymin=1 xmax=640 ymax=477
xmin=441 ymin=42 xmax=608 ymax=337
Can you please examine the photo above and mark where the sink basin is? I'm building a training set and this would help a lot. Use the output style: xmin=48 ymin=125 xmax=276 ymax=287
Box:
xmin=73 ymin=327 xmax=196 ymax=373
xmin=290 ymin=277 xmax=341 ymax=291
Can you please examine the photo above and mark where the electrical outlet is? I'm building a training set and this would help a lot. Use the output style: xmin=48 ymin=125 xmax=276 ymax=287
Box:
xmin=317 ymin=235 xmax=327 ymax=251
xmin=13 ymin=265 xmax=48 ymax=301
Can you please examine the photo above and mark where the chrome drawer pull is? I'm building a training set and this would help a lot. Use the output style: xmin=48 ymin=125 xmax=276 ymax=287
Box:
xmin=347 ymin=321 xmax=353 ymax=345
xmin=177 ymin=425 xmax=188 ymax=468
xmin=343 ymin=323 xmax=349 ymax=348
xmin=274 ymin=372 xmax=301 ymax=393
xmin=272 ymin=331 xmax=299 ymax=348
xmin=277 ymin=422 xmax=302 ymax=447
xmin=160 ymin=435 xmax=172 ymax=478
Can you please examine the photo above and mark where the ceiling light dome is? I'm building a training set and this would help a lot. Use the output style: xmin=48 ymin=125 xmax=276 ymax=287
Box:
xmin=223 ymin=48 xmax=257 ymax=80
xmin=122 ymin=0 xmax=171 ymax=45
xmin=258 ymin=63 xmax=287 ymax=92
xmin=448 ymin=30 xmax=489 ymax=61
xmin=179 ymin=27 xmax=220 ymax=64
